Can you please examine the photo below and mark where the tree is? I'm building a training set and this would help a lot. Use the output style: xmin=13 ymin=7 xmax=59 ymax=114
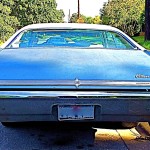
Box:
xmin=69 ymin=13 xmax=101 ymax=24
xmin=69 ymin=13 xmax=83 ymax=23
xmin=70 ymin=13 xmax=89 ymax=23
xmin=69 ymin=13 xmax=78 ymax=23
xmin=145 ymin=0 xmax=150 ymax=41
xmin=12 ymin=0 xmax=65 ymax=27
xmin=86 ymin=17 xmax=93 ymax=24
xmin=100 ymin=0 xmax=145 ymax=36
xmin=0 ymin=0 xmax=19 ymax=43
xmin=93 ymin=16 xmax=101 ymax=24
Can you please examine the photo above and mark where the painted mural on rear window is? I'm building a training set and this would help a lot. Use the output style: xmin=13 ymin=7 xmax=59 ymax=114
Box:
xmin=8 ymin=30 xmax=134 ymax=49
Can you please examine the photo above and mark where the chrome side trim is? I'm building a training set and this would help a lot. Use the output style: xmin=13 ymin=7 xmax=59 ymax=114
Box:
xmin=0 ymin=91 xmax=150 ymax=98
xmin=0 ymin=80 xmax=150 ymax=87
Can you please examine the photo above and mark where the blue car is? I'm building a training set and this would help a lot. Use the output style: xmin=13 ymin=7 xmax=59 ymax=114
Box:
xmin=0 ymin=23 xmax=150 ymax=128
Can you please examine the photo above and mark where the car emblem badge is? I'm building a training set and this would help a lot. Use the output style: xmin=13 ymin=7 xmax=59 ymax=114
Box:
xmin=135 ymin=74 xmax=150 ymax=78
xmin=75 ymin=78 xmax=80 ymax=88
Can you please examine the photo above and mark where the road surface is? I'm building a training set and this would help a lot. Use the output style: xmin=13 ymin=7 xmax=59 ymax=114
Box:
xmin=0 ymin=122 xmax=150 ymax=150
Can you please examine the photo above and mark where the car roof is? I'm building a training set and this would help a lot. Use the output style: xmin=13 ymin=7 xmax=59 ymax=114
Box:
xmin=22 ymin=23 xmax=120 ymax=32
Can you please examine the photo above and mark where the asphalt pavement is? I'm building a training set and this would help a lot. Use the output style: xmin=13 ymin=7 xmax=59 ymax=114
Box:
xmin=1 ymin=122 xmax=150 ymax=150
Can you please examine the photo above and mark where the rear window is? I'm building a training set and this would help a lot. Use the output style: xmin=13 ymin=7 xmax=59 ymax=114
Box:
xmin=7 ymin=29 xmax=135 ymax=49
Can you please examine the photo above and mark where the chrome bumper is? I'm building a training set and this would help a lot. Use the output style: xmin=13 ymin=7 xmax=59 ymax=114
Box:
xmin=0 ymin=91 xmax=150 ymax=98
xmin=0 ymin=80 xmax=150 ymax=88
xmin=1 ymin=90 xmax=150 ymax=122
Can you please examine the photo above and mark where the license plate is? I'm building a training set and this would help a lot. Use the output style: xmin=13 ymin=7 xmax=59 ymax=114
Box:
xmin=58 ymin=105 xmax=94 ymax=121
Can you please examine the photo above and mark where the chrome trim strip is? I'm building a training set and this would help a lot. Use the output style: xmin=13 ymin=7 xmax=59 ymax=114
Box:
xmin=0 ymin=91 xmax=150 ymax=98
xmin=0 ymin=80 xmax=74 ymax=86
xmin=0 ymin=80 xmax=150 ymax=87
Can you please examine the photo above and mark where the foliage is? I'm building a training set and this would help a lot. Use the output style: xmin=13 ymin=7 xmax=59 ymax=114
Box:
xmin=12 ymin=0 xmax=65 ymax=27
xmin=133 ymin=36 xmax=150 ymax=50
xmin=0 ymin=0 xmax=19 ymax=42
xmin=93 ymin=16 xmax=101 ymax=24
xmin=86 ymin=17 xmax=93 ymax=24
xmin=100 ymin=0 xmax=145 ymax=36
xmin=69 ymin=13 xmax=101 ymax=24
xmin=69 ymin=13 xmax=84 ymax=23
xmin=0 ymin=0 xmax=65 ymax=42
xmin=0 ymin=41 xmax=3 ymax=46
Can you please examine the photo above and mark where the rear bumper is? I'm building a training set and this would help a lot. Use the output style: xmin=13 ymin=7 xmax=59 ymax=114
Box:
xmin=0 ymin=90 xmax=150 ymax=122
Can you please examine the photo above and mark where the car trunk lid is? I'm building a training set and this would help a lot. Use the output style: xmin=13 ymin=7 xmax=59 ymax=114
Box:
xmin=0 ymin=48 xmax=150 ymax=89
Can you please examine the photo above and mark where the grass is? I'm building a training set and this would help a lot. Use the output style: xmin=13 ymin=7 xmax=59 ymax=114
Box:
xmin=132 ymin=36 xmax=150 ymax=50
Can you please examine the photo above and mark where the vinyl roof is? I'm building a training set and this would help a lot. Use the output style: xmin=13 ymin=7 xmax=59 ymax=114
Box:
xmin=22 ymin=23 xmax=120 ymax=32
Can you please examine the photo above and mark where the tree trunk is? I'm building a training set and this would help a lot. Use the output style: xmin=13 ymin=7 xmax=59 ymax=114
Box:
xmin=145 ymin=0 xmax=150 ymax=41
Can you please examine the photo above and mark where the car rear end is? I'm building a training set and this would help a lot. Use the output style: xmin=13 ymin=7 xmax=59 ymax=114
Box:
xmin=0 ymin=23 xmax=150 ymax=124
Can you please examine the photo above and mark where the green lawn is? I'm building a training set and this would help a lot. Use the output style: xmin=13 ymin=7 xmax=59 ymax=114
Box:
xmin=132 ymin=36 xmax=150 ymax=50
